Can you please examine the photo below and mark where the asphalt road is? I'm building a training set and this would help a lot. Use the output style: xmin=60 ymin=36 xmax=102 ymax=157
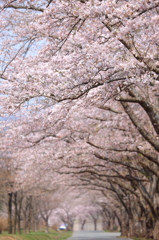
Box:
xmin=67 ymin=231 xmax=128 ymax=240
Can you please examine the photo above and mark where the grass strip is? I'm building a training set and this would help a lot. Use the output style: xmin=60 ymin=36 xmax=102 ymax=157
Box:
xmin=0 ymin=231 xmax=72 ymax=240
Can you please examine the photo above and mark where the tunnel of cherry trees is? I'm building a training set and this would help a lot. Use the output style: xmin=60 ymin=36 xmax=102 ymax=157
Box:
xmin=0 ymin=0 xmax=159 ymax=239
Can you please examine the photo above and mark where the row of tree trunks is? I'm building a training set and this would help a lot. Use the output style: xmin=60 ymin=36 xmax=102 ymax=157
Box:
xmin=101 ymin=173 xmax=159 ymax=239
xmin=103 ymin=207 xmax=157 ymax=239
xmin=7 ymin=191 xmax=42 ymax=234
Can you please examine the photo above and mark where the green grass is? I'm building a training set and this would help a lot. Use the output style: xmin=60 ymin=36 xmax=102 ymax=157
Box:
xmin=118 ymin=236 xmax=152 ymax=240
xmin=0 ymin=230 xmax=72 ymax=240
xmin=104 ymin=229 xmax=120 ymax=233
xmin=131 ymin=238 xmax=152 ymax=240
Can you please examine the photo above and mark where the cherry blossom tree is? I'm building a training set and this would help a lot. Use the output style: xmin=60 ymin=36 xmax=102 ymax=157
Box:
xmin=0 ymin=0 xmax=159 ymax=238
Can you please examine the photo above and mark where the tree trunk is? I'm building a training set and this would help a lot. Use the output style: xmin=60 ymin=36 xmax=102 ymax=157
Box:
xmin=45 ymin=218 xmax=49 ymax=233
xmin=153 ymin=219 xmax=159 ymax=240
xmin=121 ymin=218 xmax=129 ymax=237
xmin=128 ymin=218 xmax=135 ymax=237
xmin=139 ymin=218 xmax=147 ymax=238
xmin=81 ymin=219 xmax=86 ymax=230
xmin=94 ymin=219 xmax=97 ymax=230
xmin=27 ymin=196 xmax=32 ymax=233
xmin=45 ymin=222 xmax=49 ymax=233
xmin=32 ymin=198 xmax=37 ymax=232
xmin=8 ymin=192 xmax=13 ymax=234
xmin=114 ymin=212 xmax=122 ymax=232
xmin=35 ymin=219 xmax=39 ymax=232
xmin=17 ymin=214 xmax=21 ymax=234
xmin=110 ymin=216 xmax=115 ymax=231
xmin=23 ymin=212 xmax=27 ymax=234
xmin=17 ymin=195 xmax=23 ymax=235
xmin=13 ymin=192 xmax=17 ymax=234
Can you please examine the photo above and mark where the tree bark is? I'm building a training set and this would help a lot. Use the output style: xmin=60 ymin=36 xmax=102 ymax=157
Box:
xmin=128 ymin=218 xmax=135 ymax=237
xmin=110 ymin=216 xmax=115 ymax=231
xmin=153 ymin=219 xmax=159 ymax=240
xmin=121 ymin=101 xmax=159 ymax=152
xmin=8 ymin=192 xmax=13 ymax=234
xmin=94 ymin=219 xmax=97 ymax=230
xmin=17 ymin=193 xmax=23 ymax=234
xmin=13 ymin=192 xmax=17 ymax=234
xmin=121 ymin=215 xmax=129 ymax=237
xmin=27 ymin=196 xmax=32 ymax=233
xmin=23 ymin=212 xmax=27 ymax=234
xmin=45 ymin=220 xmax=49 ymax=233
xmin=81 ymin=219 xmax=86 ymax=230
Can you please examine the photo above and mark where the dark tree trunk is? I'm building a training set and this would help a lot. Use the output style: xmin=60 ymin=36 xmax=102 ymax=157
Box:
xmin=17 ymin=194 xmax=23 ymax=234
xmin=128 ymin=218 xmax=135 ymax=237
xmin=27 ymin=196 xmax=32 ymax=233
xmin=121 ymin=217 xmax=129 ymax=237
xmin=8 ymin=192 xmax=13 ymax=234
xmin=153 ymin=219 xmax=159 ymax=240
xmin=17 ymin=214 xmax=21 ymax=234
xmin=23 ymin=212 xmax=27 ymax=234
xmin=114 ymin=212 xmax=122 ymax=232
xmin=13 ymin=192 xmax=17 ymax=234
xmin=94 ymin=219 xmax=97 ymax=230
xmin=45 ymin=219 xmax=49 ymax=233
xmin=110 ymin=216 xmax=115 ymax=231
xmin=81 ymin=219 xmax=86 ymax=230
